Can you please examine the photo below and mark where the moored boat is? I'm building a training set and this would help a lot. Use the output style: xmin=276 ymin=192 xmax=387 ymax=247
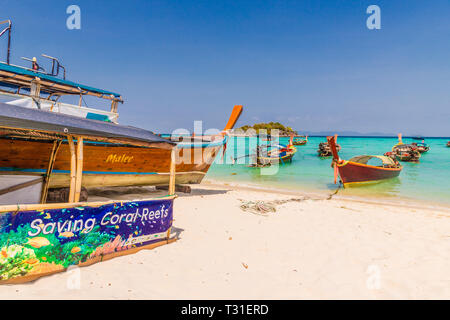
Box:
xmin=411 ymin=141 xmax=429 ymax=153
xmin=293 ymin=135 xmax=308 ymax=146
xmin=0 ymin=103 xmax=242 ymax=190
xmin=385 ymin=134 xmax=421 ymax=162
xmin=254 ymin=134 xmax=297 ymax=166
xmin=318 ymin=134 xmax=340 ymax=157
xmin=328 ymin=136 xmax=402 ymax=187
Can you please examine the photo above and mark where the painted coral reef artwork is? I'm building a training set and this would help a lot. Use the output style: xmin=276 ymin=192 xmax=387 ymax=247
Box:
xmin=0 ymin=199 xmax=173 ymax=281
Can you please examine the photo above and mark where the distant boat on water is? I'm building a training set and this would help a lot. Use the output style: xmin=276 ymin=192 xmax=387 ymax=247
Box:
xmin=318 ymin=134 xmax=340 ymax=157
xmin=293 ymin=136 xmax=308 ymax=146
xmin=384 ymin=134 xmax=421 ymax=162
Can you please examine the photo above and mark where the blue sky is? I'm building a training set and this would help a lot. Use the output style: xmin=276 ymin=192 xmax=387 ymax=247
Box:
xmin=2 ymin=0 xmax=449 ymax=136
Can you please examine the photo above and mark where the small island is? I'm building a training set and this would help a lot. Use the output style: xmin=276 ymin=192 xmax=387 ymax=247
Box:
xmin=232 ymin=122 xmax=298 ymax=136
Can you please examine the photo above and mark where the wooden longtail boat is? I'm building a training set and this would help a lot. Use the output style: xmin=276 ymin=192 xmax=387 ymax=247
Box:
xmin=0 ymin=103 xmax=242 ymax=189
xmin=0 ymin=25 xmax=243 ymax=188
xmin=293 ymin=136 xmax=308 ymax=146
xmin=255 ymin=134 xmax=297 ymax=166
xmin=328 ymin=136 xmax=402 ymax=187
xmin=385 ymin=134 xmax=421 ymax=162
xmin=318 ymin=134 xmax=341 ymax=157
xmin=0 ymin=98 xmax=178 ymax=283
xmin=447 ymin=141 xmax=450 ymax=147
xmin=411 ymin=141 xmax=429 ymax=153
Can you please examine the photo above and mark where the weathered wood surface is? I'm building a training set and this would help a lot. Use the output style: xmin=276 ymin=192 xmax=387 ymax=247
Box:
xmin=0 ymin=137 xmax=222 ymax=188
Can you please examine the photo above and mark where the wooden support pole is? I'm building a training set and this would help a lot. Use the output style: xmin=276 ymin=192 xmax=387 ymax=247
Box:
xmin=67 ymin=136 xmax=76 ymax=203
xmin=167 ymin=147 xmax=177 ymax=243
xmin=168 ymin=148 xmax=176 ymax=195
xmin=30 ymin=78 xmax=41 ymax=98
xmin=167 ymin=148 xmax=175 ymax=242
xmin=74 ymin=137 xmax=84 ymax=202
xmin=40 ymin=140 xmax=62 ymax=204
xmin=110 ymin=100 xmax=118 ymax=113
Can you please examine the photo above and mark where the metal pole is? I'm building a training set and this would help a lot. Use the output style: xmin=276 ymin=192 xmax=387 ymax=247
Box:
xmin=7 ymin=22 xmax=11 ymax=64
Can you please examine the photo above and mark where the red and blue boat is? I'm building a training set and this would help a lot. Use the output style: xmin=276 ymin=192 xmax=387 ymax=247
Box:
xmin=328 ymin=136 xmax=402 ymax=187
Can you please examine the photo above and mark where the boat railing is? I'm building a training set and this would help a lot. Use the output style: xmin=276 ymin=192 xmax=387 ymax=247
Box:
xmin=0 ymin=20 xmax=12 ymax=64
xmin=0 ymin=19 xmax=123 ymax=115
xmin=21 ymin=54 xmax=67 ymax=80
xmin=42 ymin=54 xmax=66 ymax=79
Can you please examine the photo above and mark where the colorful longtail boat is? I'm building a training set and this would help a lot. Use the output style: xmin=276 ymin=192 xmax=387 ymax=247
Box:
xmin=318 ymin=134 xmax=340 ymax=157
xmin=293 ymin=136 xmax=308 ymax=146
xmin=411 ymin=141 xmax=429 ymax=153
xmin=0 ymin=25 xmax=243 ymax=189
xmin=385 ymin=134 xmax=421 ymax=162
xmin=328 ymin=136 xmax=402 ymax=187
xmin=255 ymin=134 xmax=297 ymax=166
xmin=0 ymin=103 xmax=242 ymax=189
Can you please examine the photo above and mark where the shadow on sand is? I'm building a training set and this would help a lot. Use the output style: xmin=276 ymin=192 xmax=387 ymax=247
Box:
xmin=87 ymin=185 xmax=229 ymax=200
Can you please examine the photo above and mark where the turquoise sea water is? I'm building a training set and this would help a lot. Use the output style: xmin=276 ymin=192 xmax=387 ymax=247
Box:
xmin=207 ymin=136 xmax=450 ymax=205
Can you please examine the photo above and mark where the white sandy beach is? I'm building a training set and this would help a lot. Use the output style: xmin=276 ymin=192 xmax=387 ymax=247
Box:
xmin=1 ymin=182 xmax=450 ymax=299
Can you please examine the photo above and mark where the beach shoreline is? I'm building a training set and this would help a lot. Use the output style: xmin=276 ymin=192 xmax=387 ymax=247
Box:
xmin=203 ymin=178 xmax=450 ymax=212
xmin=1 ymin=182 xmax=450 ymax=299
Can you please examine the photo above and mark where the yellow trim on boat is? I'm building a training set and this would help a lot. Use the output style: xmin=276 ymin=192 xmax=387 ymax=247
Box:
xmin=343 ymin=180 xmax=390 ymax=187
xmin=337 ymin=160 xmax=403 ymax=171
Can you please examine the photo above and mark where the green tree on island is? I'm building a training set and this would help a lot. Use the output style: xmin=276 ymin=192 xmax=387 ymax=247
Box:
xmin=235 ymin=122 xmax=298 ymax=136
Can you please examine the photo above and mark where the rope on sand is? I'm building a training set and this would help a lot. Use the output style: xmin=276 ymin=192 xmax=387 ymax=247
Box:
xmin=239 ymin=198 xmax=307 ymax=216
xmin=239 ymin=184 xmax=342 ymax=216
xmin=326 ymin=182 xmax=342 ymax=200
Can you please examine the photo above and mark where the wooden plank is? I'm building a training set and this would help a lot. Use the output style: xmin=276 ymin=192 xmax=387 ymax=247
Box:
xmin=0 ymin=177 xmax=43 ymax=196
xmin=169 ymin=148 xmax=176 ymax=195
xmin=67 ymin=136 xmax=76 ymax=202
xmin=0 ymin=136 xmax=219 ymax=176
xmin=0 ymin=194 xmax=176 ymax=213
xmin=74 ymin=137 xmax=84 ymax=202
xmin=40 ymin=140 xmax=62 ymax=203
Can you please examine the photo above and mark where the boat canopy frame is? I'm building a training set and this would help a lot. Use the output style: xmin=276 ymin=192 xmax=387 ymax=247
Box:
xmin=0 ymin=62 xmax=123 ymax=109
xmin=348 ymin=155 xmax=397 ymax=166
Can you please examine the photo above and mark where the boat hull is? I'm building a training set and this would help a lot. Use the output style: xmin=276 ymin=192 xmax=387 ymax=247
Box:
xmin=337 ymin=161 xmax=402 ymax=186
xmin=257 ymin=153 xmax=295 ymax=165
xmin=0 ymin=137 xmax=224 ymax=188
xmin=256 ymin=145 xmax=297 ymax=165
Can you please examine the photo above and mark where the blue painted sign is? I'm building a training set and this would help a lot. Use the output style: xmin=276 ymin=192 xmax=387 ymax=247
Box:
xmin=0 ymin=198 xmax=174 ymax=282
